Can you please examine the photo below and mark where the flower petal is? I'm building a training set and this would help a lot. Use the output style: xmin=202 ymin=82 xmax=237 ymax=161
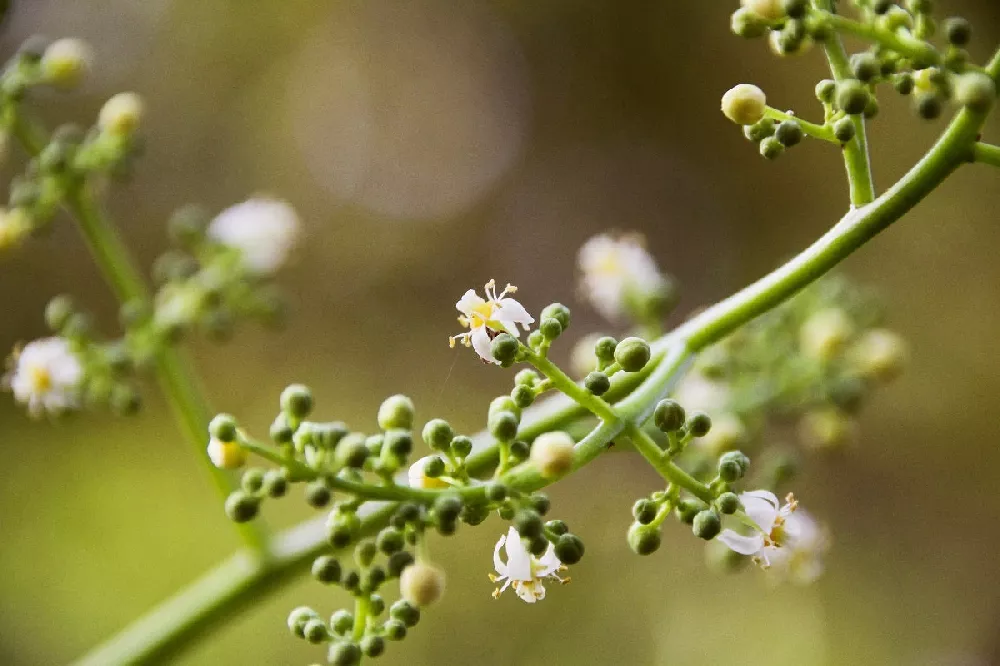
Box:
xmin=503 ymin=527 xmax=533 ymax=581
xmin=470 ymin=327 xmax=495 ymax=364
xmin=718 ymin=529 xmax=764 ymax=555
xmin=495 ymin=298 xmax=534 ymax=328
xmin=493 ymin=533 xmax=508 ymax=575
xmin=456 ymin=289 xmax=485 ymax=315
xmin=741 ymin=490 xmax=780 ymax=533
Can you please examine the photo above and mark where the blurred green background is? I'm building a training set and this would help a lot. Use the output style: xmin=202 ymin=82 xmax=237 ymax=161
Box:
xmin=2 ymin=1 xmax=1000 ymax=664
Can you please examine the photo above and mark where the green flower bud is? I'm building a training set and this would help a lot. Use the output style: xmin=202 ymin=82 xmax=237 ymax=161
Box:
xmin=527 ymin=534 xmax=549 ymax=557
xmin=361 ymin=566 xmax=387 ymax=593
xmin=529 ymin=431 xmax=575 ymax=478
xmin=511 ymin=384 xmax=535 ymax=408
xmin=490 ymin=333 xmax=519 ymax=367
xmin=759 ymin=136 xmax=784 ymax=159
xmin=509 ymin=440 xmax=530 ymax=462
xmin=515 ymin=369 xmax=540 ymax=386
xmin=835 ymin=79 xmax=870 ymax=115
xmin=384 ymin=429 xmax=413 ymax=458
xmin=329 ymin=642 xmax=361 ymax=666
xmin=461 ymin=503 xmax=490 ymax=526
xmin=263 ymin=469 xmax=289 ymax=498
xmin=269 ymin=414 xmax=294 ymax=445
xmin=313 ymin=422 xmax=348 ymax=449
xmin=341 ymin=570 xmax=360 ymax=593
xmin=360 ymin=635 xmax=385 ymax=658
xmin=545 ymin=519 xmax=569 ymax=536
xmin=384 ymin=619 xmax=407 ymax=641
xmin=305 ymin=481 xmax=332 ymax=508
xmin=209 ymin=413 xmax=238 ymax=443
xmin=98 ymin=92 xmax=144 ymax=136
xmin=687 ymin=412 xmax=712 ymax=438
xmin=224 ymin=491 xmax=259 ymax=523
xmin=489 ymin=396 xmax=521 ymax=419
xmin=450 ymin=435 xmax=473 ymax=458
xmin=721 ymin=84 xmax=767 ymax=125
xmin=335 ymin=437 xmax=369 ymax=469
xmin=387 ymin=551 xmax=415 ymax=578
xmin=279 ymin=384 xmax=313 ymax=420
xmin=944 ymin=16 xmax=971 ymax=46
xmin=526 ymin=329 xmax=544 ymax=349
xmin=110 ymin=384 xmax=142 ymax=416
xmin=833 ymin=116 xmax=856 ymax=143
xmin=615 ymin=337 xmax=651 ymax=372
xmin=851 ymin=328 xmax=908 ymax=381
xmin=584 ymin=371 xmax=611 ymax=396
xmin=954 ymin=72 xmax=996 ymax=113
xmin=376 ymin=527 xmax=405 ymax=555
xmin=40 ymin=38 xmax=92 ymax=88
xmin=390 ymin=598 xmax=421 ymax=627
xmin=44 ymin=295 xmax=75 ymax=331
xmin=627 ymin=523 xmax=662 ymax=556
xmin=864 ymin=96 xmax=880 ymax=119
xmin=288 ymin=606 xmax=318 ymax=638
xmin=514 ymin=509 xmax=543 ymax=539
xmin=743 ymin=117 xmax=775 ymax=143
xmin=872 ymin=0 xmax=892 ymax=14
xmin=303 ymin=617 xmax=328 ymax=644
xmin=400 ymin=561 xmax=446 ymax=607
xmin=775 ymin=119 xmax=803 ymax=147
xmin=312 ymin=555 xmax=342 ymax=584
xmin=540 ymin=302 xmax=571 ymax=330
xmin=498 ymin=503 xmax=516 ymax=521
xmin=369 ymin=594 xmax=386 ymax=616
xmin=632 ymin=498 xmax=658 ymax=524
xmin=675 ymin=497 xmax=708 ymax=524
xmin=915 ymin=91 xmax=943 ymax=119
xmin=692 ymin=509 xmax=722 ymax=540
xmin=539 ymin=317 xmax=563 ymax=341
xmin=354 ymin=540 xmax=378 ymax=568
xmin=554 ymin=533 xmax=585 ymax=564
xmin=781 ymin=0 xmax=808 ymax=19
xmin=485 ymin=481 xmax=508 ymax=502
xmin=594 ymin=336 xmax=618 ymax=365
xmin=489 ymin=410 xmax=520 ymax=442
xmin=653 ymin=399 xmax=686 ymax=432
xmin=743 ymin=0 xmax=785 ymax=21
xmin=421 ymin=454 xmax=446 ymax=479
xmin=330 ymin=609 xmax=354 ymax=635
xmin=433 ymin=495 xmax=463 ymax=523
xmin=377 ymin=394 xmax=415 ymax=430
xmin=717 ymin=492 xmax=740 ymax=515
xmin=719 ymin=451 xmax=751 ymax=481
xmin=731 ymin=7 xmax=770 ymax=39
xmin=850 ymin=52 xmax=880 ymax=83
xmin=800 ymin=307 xmax=854 ymax=361
xmin=241 ymin=468 xmax=265 ymax=494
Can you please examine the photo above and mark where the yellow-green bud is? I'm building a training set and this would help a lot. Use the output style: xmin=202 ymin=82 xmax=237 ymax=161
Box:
xmin=721 ymin=84 xmax=767 ymax=125
xmin=377 ymin=394 xmax=415 ymax=430
xmin=399 ymin=561 xmax=445 ymax=607
xmin=799 ymin=408 xmax=857 ymax=451
xmin=800 ymin=308 xmax=854 ymax=362
xmin=98 ymin=92 xmax=145 ymax=136
xmin=954 ymin=72 xmax=996 ymax=113
xmin=741 ymin=0 xmax=785 ymax=21
xmin=851 ymin=328 xmax=908 ymax=381
xmin=40 ymin=38 xmax=92 ymax=88
xmin=529 ymin=431 xmax=575 ymax=478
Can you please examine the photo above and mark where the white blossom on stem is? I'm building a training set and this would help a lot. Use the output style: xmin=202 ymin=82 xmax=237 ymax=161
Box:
xmin=207 ymin=198 xmax=301 ymax=275
xmin=5 ymin=337 xmax=83 ymax=417
xmin=450 ymin=280 xmax=534 ymax=363
xmin=577 ymin=232 xmax=668 ymax=322
xmin=490 ymin=527 xmax=567 ymax=603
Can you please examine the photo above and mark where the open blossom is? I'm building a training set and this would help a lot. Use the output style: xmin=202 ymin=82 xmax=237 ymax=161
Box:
xmin=718 ymin=490 xmax=829 ymax=583
xmin=578 ymin=232 xmax=669 ymax=322
xmin=449 ymin=280 xmax=534 ymax=363
xmin=207 ymin=198 xmax=300 ymax=275
xmin=5 ymin=337 xmax=83 ymax=417
xmin=407 ymin=455 xmax=450 ymax=489
xmin=490 ymin=527 xmax=567 ymax=603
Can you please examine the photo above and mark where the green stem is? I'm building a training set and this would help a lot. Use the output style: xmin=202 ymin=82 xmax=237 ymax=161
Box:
xmin=352 ymin=596 xmax=370 ymax=642
xmin=822 ymin=12 xmax=940 ymax=67
xmin=527 ymin=349 xmax=620 ymax=424
xmin=973 ymin=142 xmax=1000 ymax=168
xmin=625 ymin=423 xmax=713 ymax=503
xmin=763 ymin=107 xmax=837 ymax=143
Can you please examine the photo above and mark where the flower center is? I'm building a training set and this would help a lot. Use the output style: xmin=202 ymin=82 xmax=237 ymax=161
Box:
xmin=594 ymin=251 xmax=624 ymax=276
xmin=28 ymin=365 xmax=52 ymax=393
xmin=469 ymin=301 xmax=496 ymax=328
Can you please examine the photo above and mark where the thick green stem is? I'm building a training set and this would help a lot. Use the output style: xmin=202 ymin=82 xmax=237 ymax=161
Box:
xmin=822 ymin=12 xmax=940 ymax=67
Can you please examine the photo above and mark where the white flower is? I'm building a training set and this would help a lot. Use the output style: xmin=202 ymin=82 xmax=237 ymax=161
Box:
xmin=718 ymin=491 xmax=829 ymax=584
xmin=577 ymin=233 xmax=668 ymax=322
xmin=207 ymin=198 xmax=301 ymax=275
xmin=5 ymin=337 xmax=83 ymax=417
xmin=490 ymin=527 xmax=567 ymax=603
xmin=449 ymin=280 xmax=534 ymax=364
xmin=206 ymin=437 xmax=247 ymax=469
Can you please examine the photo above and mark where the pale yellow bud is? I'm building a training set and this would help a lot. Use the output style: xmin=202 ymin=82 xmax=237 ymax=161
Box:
xmin=400 ymin=561 xmax=445 ymax=607
xmin=41 ymin=38 xmax=93 ymax=88
xmin=741 ymin=0 xmax=785 ymax=22
xmin=800 ymin=308 xmax=854 ymax=362
xmin=529 ymin=431 xmax=575 ymax=478
xmin=799 ymin=408 xmax=857 ymax=451
xmin=98 ymin=92 xmax=144 ymax=136
xmin=851 ymin=329 xmax=908 ymax=382
xmin=721 ymin=84 xmax=767 ymax=125
xmin=206 ymin=437 xmax=247 ymax=469
xmin=0 ymin=208 xmax=32 ymax=251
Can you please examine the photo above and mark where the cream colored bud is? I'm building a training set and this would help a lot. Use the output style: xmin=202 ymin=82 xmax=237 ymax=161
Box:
xmin=206 ymin=437 xmax=247 ymax=469
xmin=0 ymin=207 xmax=31 ymax=251
xmin=695 ymin=413 xmax=748 ymax=455
xmin=721 ymin=84 xmax=767 ymax=125
xmin=400 ymin=561 xmax=445 ymax=607
xmin=800 ymin=308 xmax=854 ymax=362
xmin=799 ymin=408 xmax=857 ymax=451
xmin=98 ymin=92 xmax=144 ymax=136
xmin=851 ymin=329 xmax=908 ymax=382
xmin=529 ymin=431 xmax=575 ymax=478
xmin=41 ymin=38 xmax=93 ymax=88
xmin=407 ymin=455 xmax=449 ymax=489
xmin=741 ymin=0 xmax=785 ymax=22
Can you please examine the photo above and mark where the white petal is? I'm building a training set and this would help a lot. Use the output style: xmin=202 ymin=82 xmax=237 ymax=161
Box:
xmin=535 ymin=544 xmax=562 ymax=577
xmin=455 ymin=289 xmax=485 ymax=315
xmin=493 ymin=533 xmax=508 ymax=575
xmin=470 ymin=327 xmax=495 ymax=364
xmin=495 ymin=299 xmax=533 ymax=328
xmin=503 ymin=527 xmax=533 ymax=581
xmin=718 ymin=529 xmax=764 ymax=555
xmin=514 ymin=580 xmax=545 ymax=603
xmin=741 ymin=491 xmax=780 ymax=533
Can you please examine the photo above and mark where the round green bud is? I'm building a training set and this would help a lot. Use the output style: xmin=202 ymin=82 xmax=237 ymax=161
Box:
xmin=835 ymin=79 xmax=870 ymax=115
xmin=312 ymin=555 xmax=342 ymax=584
xmin=45 ymin=295 xmax=75 ymax=331
xmin=400 ymin=561 xmax=446 ymax=607
xmin=269 ymin=414 xmax=294 ymax=445
xmin=305 ymin=481 xmax=332 ymax=509
xmin=303 ymin=618 xmax=328 ymax=644
xmin=759 ymin=136 xmax=784 ymax=159
xmin=514 ymin=369 xmax=540 ymax=387
xmin=377 ymin=394 xmax=415 ymax=430
xmin=489 ymin=410 xmax=520 ymax=442
xmin=390 ymin=599 xmax=421 ymax=627
xmin=743 ymin=117 xmax=775 ymax=143
xmin=915 ymin=91 xmax=943 ymax=119
xmin=241 ymin=468 xmax=265 ymax=494
xmin=719 ymin=450 xmax=751 ymax=481
xmin=354 ymin=540 xmax=378 ymax=568
xmin=526 ymin=329 xmax=544 ymax=349
xmin=893 ymin=72 xmax=915 ymax=96
xmin=360 ymin=636 xmax=385 ymax=658
xmin=872 ymin=0 xmax=892 ymax=14
xmin=944 ymin=16 xmax=971 ymax=46
xmin=485 ymin=481 xmax=508 ymax=502
xmin=376 ymin=527 xmax=405 ymax=555
xmin=539 ymin=317 xmax=563 ymax=341
xmin=313 ymin=422 xmax=349 ymax=449
xmin=781 ymin=0 xmax=807 ymax=19
xmin=362 ymin=566 xmax=387 ymax=593
xmin=224 ymin=491 xmax=259 ymax=523
xmin=675 ymin=497 xmax=708 ymax=525
xmin=330 ymin=609 xmax=354 ymax=635
xmin=775 ymin=119 xmax=803 ymax=147
xmin=421 ymin=419 xmax=455 ymax=451
xmin=529 ymin=431 xmax=575 ymax=478
xmin=98 ymin=92 xmax=144 ymax=136
xmin=368 ymin=594 xmax=386 ymax=617
xmin=743 ymin=0 xmax=785 ymax=21
xmin=584 ymin=371 xmax=611 ymax=396
xmin=632 ymin=498 xmax=658 ymax=525
xmin=653 ymin=399 xmax=686 ymax=433
xmin=851 ymin=328 xmax=908 ymax=381
xmin=850 ymin=52 xmax=880 ymax=83
xmin=954 ymin=72 xmax=996 ymax=113
xmin=209 ymin=413 xmax=238 ymax=443
xmin=529 ymin=493 xmax=551 ymax=516
xmin=731 ymin=7 xmax=770 ymax=39
xmin=540 ymin=302 xmax=571 ymax=330
xmin=40 ymin=38 xmax=92 ymax=88
xmin=489 ymin=395 xmax=521 ymax=419
xmin=279 ymin=384 xmax=313 ymax=419
xmin=110 ymin=385 xmax=142 ymax=416
xmin=498 ymin=503 xmax=516 ymax=521
xmin=450 ymin=435 xmax=473 ymax=458
xmin=717 ymin=492 xmax=740 ymax=515
xmin=383 ymin=429 xmax=413 ymax=458
xmin=395 ymin=502 xmax=421 ymax=524
xmin=594 ymin=336 xmax=618 ymax=364
xmin=827 ymin=375 xmax=867 ymax=414
xmin=864 ymin=96 xmax=880 ymax=119
xmin=387 ymin=551 xmax=415 ymax=578
xmin=335 ymin=437 xmax=369 ymax=469
xmin=511 ymin=384 xmax=535 ymax=409
xmin=833 ymin=116 xmax=856 ymax=143
xmin=433 ymin=495 xmax=463 ymax=523
xmin=460 ymin=503 xmax=490 ymax=526
xmin=384 ymin=619 xmax=407 ymax=641
xmin=490 ymin=333 xmax=519 ymax=367
xmin=263 ymin=469 xmax=289 ymax=498
xmin=509 ymin=440 xmax=530 ymax=462
xmin=166 ymin=204 xmax=207 ymax=248
xmin=721 ymin=84 xmax=767 ymax=125
xmin=514 ymin=509 xmax=543 ymax=539
xmin=627 ymin=523 xmax=662 ymax=556
xmin=554 ymin=533 xmax=585 ymax=564
xmin=687 ymin=412 xmax=712 ymax=438
xmin=545 ymin=519 xmax=569 ymax=536
xmin=288 ymin=606 xmax=318 ymax=638
xmin=421 ymin=454 xmax=446 ymax=479
xmin=615 ymin=337 xmax=651 ymax=372
xmin=527 ymin=534 xmax=549 ymax=557
xmin=341 ymin=570 xmax=360 ymax=592
xmin=329 ymin=642 xmax=362 ymax=666
xmin=692 ymin=509 xmax=722 ymax=540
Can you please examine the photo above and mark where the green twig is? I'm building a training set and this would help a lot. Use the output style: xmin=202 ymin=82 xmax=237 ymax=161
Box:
xmin=973 ymin=143 xmax=1000 ymax=168
xmin=763 ymin=107 xmax=837 ymax=143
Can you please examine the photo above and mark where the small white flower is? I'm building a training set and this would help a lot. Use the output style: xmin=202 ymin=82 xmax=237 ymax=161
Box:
xmin=206 ymin=437 xmax=247 ymax=469
xmin=5 ymin=337 xmax=83 ymax=417
xmin=449 ymin=279 xmax=534 ymax=364
xmin=577 ymin=233 xmax=668 ymax=322
xmin=207 ymin=198 xmax=301 ymax=275
xmin=490 ymin=527 xmax=567 ymax=603
xmin=718 ymin=491 xmax=829 ymax=583
xmin=407 ymin=455 xmax=450 ymax=489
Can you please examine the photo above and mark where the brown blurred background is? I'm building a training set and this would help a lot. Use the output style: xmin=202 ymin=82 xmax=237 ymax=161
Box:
xmin=1 ymin=1 xmax=1000 ymax=664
